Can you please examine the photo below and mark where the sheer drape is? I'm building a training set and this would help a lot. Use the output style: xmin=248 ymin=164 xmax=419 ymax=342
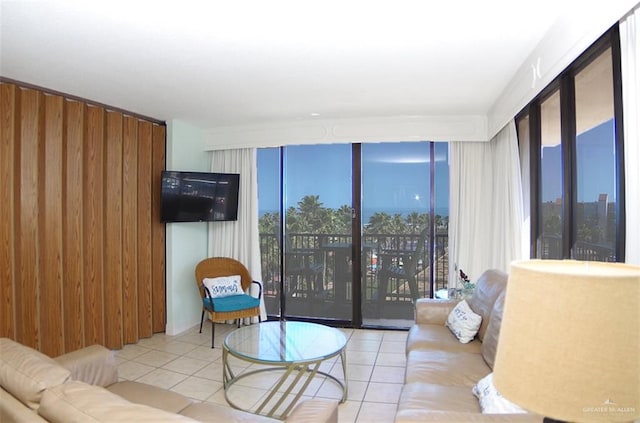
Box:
xmin=621 ymin=4 xmax=640 ymax=265
xmin=208 ymin=148 xmax=267 ymax=320
xmin=449 ymin=122 xmax=526 ymax=287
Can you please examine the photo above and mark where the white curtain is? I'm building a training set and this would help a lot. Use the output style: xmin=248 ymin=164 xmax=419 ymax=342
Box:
xmin=621 ymin=4 xmax=640 ymax=265
xmin=208 ymin=148 xmax=267 ymax=321
xmin=449 ymin=122 xmax=526 ymax=287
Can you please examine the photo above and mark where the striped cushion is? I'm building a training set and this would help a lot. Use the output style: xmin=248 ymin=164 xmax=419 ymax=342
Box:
xmin=203 ymin=294 xmax=260 ymax=312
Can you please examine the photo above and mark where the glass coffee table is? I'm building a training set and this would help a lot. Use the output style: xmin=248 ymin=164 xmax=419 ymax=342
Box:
xmin=222 ymin=321 xmax=348 ymax=419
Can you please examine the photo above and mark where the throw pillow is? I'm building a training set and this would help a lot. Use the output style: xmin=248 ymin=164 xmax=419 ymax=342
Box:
xmin=472 ymin=373 xmax=527 ymax=414
xmin=445 ymin=299 xmax=482 ymax=343
xmin=202 ymin=275 xmax=243 ymax=298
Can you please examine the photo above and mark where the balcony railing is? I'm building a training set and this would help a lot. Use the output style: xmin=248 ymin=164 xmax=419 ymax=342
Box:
xmin=259 ymin=232 xmax=449 ymax=319
xmin=539 ymin=235 xmax=616 ymax=261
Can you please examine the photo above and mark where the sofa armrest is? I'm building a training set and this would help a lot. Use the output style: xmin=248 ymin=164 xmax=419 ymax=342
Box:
xmin=414 ymin=299 xmax=459 ymax=325
xmin=54 ymin=345 xmax=118 ymax=387
xmin=286 ymin=399 xmax=338 ymax=423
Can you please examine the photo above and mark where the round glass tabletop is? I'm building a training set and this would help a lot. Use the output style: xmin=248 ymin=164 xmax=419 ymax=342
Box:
xmin=224 ymin=321 xmax=347 ymax=364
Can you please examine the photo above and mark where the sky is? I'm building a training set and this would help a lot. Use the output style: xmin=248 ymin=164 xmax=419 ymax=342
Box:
xmin=258 ymin=119 xmax=615 ymax=218
xmin=541 ymin=119 xmax=616 ymax=203
xmin=257 ymin=142 xmax=450 ymax=218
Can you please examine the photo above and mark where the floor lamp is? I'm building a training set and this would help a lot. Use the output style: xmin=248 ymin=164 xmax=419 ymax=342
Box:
xmin=493 ymin=260 xmax=640 ymax=423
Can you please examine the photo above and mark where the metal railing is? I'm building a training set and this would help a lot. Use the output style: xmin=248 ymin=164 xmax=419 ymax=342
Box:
xmin=259 ymin=232 xmax=449 ymax=318
xmin=539 ymin=235 xmax=616 ymax=262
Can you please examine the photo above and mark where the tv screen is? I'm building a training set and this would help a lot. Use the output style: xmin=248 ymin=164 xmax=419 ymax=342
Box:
xmin=161 ymin=171 xmax=240 ymax=222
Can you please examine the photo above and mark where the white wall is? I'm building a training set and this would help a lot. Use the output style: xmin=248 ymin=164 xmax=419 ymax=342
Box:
xmin=165 ymin=120 xmax=211 ymax=335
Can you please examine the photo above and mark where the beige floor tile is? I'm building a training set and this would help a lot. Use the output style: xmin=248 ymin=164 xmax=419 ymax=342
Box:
xmin=370 ymin=365 xmax=405 ymax=384
xmin=155 ymin=340 xmax=199 ymax=355
xmin=204 ymin=386 xmax=229 ymax=405
xmin=224 ymin=384 xmax=269 ymax=410
xmin=315 ymin=377 xmax=347 ymax=400
xmin=170 ymin=376 xmax=223 ymax=401
xmin=363 ymin=382 xmax=403 ymax=404
xmin=117 ymin=360 xmax=154 ymax=380
xmin=115 ymin=344 xmax=151 ymax=360
xmin=136 ymin=368 xmax=188 ymax=389
xmin=338 ymin=363 xmax=372 ymax=382
xmin=137 ymin=334 xmax=172 ymax=349
xmin=347 ymin=339 xmax=381 ymax=352
xmin=338 ymin=400 xmax=361 ymax=423
xmin=134 ymin=350 xmax=180 ymax=367
xmin=382 ymin=330 xmax=408 ymax=342
xmin=196 ymin=361 xmax=225 ymax=382
xmin=345 ymin=380 xmax=368 ymax=402
xmin=162 ymin=355 xmax=209 ymax=375
xmin=350 ymin=330 xmax=384 ymax=341
xmin=379 ymin=341 xmax=405 ymax=353
xmin=184 ymin=345 xmax=223 ymax=362
xmin=355 ymin=401 xmax=397 ymax=423
xmin=346 ymin=351 xmax=378 ymax=365
xmin=116 ymin=326 xmax=418 ymax=422
xmin=375 ymin=352 xmax=406 ymax=367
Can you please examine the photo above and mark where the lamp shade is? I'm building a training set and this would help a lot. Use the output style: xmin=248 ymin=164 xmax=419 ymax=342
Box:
xmin=493 ymin=260 xmax=640 ymax=422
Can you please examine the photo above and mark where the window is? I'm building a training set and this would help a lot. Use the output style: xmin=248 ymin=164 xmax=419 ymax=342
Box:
xmin=517 ymin=27 xmax=624 ymax=262
xmin=257 ymin=142 xmax=449 ymax=328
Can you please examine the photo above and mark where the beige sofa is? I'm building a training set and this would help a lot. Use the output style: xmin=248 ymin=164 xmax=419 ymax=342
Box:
xmin=0 ymin=338 xmax=337 ymax=423
xmin=396 ymin=269 xmax=543 ymax=422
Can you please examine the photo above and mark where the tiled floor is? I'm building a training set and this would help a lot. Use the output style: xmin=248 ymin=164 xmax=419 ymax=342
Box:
xmin=115 ymin=323 xmax=407 ymax=423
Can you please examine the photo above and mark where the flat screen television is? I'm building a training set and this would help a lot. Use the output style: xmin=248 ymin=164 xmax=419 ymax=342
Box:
xmin=161 ymin=171 xmax=240 ymax=222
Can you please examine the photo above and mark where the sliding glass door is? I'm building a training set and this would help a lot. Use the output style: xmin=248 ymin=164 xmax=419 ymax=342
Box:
xmin=258 ymin=145 xmax=353 ymax=322
xmin=361 ymin=142 xmax=449 ymax=326
xmin=257 ymin=142 xmax=448 ymax=328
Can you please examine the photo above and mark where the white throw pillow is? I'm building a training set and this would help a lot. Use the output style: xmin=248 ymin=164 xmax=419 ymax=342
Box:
xmin=202 ymin=275 xmax=243 ymax=298
xmin=445 ymin=299 xmax=482 ymax=343
xmin=472 ymin=373 xmax=527 ymax=414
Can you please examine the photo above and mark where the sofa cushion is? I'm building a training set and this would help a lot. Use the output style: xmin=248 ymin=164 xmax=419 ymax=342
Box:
xmin=54 ymin=344 xmax=118 ymax=387
xmin=398 ymin=382 xmax=481 ymax=413
xmin=466 ymin=269 xmax=508 ymax=341
xmin=481 ymin=289 xmax=506 ymax=369
xmin=445 ymin=300 xmax=482 ymax=343
xmin=107 ymin=380 xmax=192 ymax=414
xmin=1 ymin=387 xmax=49 ymax=422
xmin=406 ymin=324 xmax=482 ymax=354
xmin=180 ymin=401 xmax=280 ymax=422
xmin=39 ymin=380 xmax=197 ymax=422
xmin=405 ymin=350 xmax=490 ymax=387
xmin=395 ymin=409 xmax=543 ymax=422
xmin=0 ymin=338 xmax=71 ymax=410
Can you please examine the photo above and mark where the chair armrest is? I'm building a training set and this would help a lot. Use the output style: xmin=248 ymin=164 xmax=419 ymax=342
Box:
xmin=286 ymin=399 xmax=338 ymax=423
xmin=414 ymin=299 xmax=459 ymax=325
xmin=251 ymin=280 xmax=263 ymax=299
xmin=54 ymin=345 xmax=118 ymax=387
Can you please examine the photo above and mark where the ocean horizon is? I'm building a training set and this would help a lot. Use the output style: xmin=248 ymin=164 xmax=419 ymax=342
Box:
xmin=260 ymin=207 xmax=449 ymax=221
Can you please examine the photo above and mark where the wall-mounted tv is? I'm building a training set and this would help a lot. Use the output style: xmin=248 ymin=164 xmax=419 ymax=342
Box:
xmin=161 ymin=171 xmax=240 ymax=223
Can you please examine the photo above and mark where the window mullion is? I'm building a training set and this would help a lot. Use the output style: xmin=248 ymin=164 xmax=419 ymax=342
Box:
xmin=560 ymin=75 xmax=576 ymax=259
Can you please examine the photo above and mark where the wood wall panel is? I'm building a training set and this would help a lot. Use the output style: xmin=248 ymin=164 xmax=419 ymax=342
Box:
xmin=104 ymin=111 xmax=124 ymax=349
xmin=0 ymin=81 xmax=166 ymax=353
xmin=40 ymin=94 xmax=64 ymax=356
xmin=137 ymin=121 xmax=153 ymax=338
xmin=122 ymin=116 xmax=139 ymax=344
xmin=152 ymin=125 xmax=166 ymax=333
xmin=18 ymin=89 xmax=41 ymax=348
xmin=63 ymin=100 xmax=85 ymax=352
xmin=0 ymin=84 xmax=15 ymax=339
xmin=83 ymin=105 xmax=105 ymax=346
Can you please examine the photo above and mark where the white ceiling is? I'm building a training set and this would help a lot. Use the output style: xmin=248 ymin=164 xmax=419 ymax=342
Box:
xmin=0 ymin=0 xmax=596 ymax=133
